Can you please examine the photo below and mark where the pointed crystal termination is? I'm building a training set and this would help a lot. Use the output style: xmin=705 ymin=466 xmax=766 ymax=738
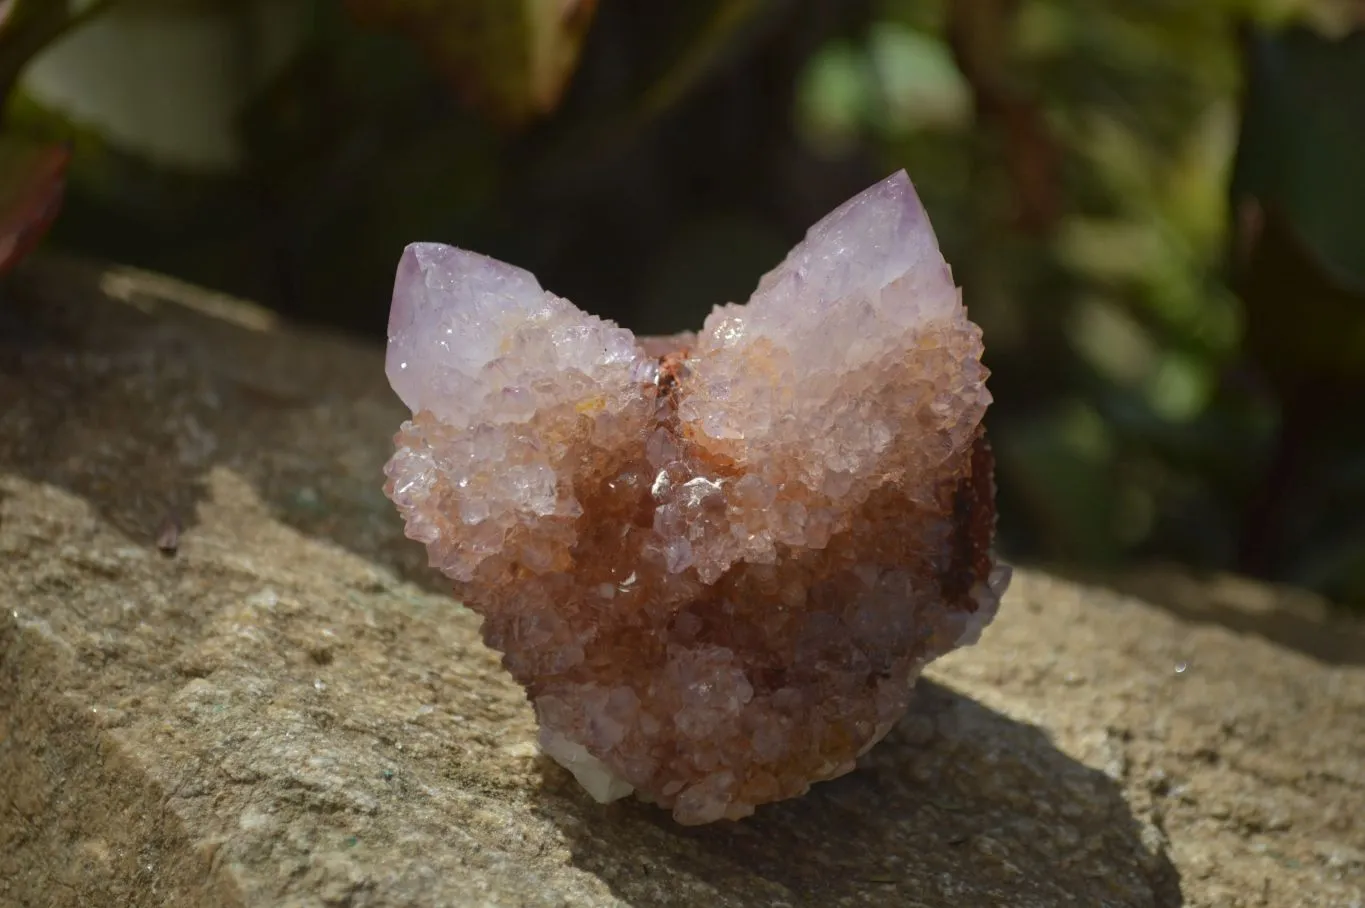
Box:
xmin=383 ymin=170 xmax=1011 ymax=824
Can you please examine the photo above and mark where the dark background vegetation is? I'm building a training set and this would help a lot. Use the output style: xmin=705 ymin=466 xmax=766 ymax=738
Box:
xmin=4 ymin=0 xmax=1365 ymax=605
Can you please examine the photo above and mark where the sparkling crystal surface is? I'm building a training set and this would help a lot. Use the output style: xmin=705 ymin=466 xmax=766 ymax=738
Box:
xmin=383 ymin=171 xmax=1010 ymax=824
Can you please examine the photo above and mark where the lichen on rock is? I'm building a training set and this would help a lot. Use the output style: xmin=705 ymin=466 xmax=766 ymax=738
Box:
xmin=382 ymin=170 xmax=1010 ymax=823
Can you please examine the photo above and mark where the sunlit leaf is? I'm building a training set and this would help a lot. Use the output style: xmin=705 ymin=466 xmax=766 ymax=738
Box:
xmin=345 ymin=0 xmax=599 ymax=126
xmin=0 ymin=0 xmax=116 ymax=103
xmin=0 ymin=137 xmax=67 ymax=274
xmin=867 ymin=23 xmax=970 ymax=135
xmin=795 ymin=40 xmax=871 ymax=152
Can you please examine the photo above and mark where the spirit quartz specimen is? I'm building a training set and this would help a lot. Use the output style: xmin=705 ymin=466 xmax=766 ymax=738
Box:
xmin=383 ymin=170 xmax=1011 ymax=824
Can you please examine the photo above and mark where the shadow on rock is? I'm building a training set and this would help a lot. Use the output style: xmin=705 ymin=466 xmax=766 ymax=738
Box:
xmin=534 ymin=680 xmax=1182 ymax=908
xmin=0 ymin=257 xmax=447 ymax=595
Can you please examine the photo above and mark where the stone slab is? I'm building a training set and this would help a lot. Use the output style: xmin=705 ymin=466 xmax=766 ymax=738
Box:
xmin=2 ymin=258 xmax=1362 ymax=907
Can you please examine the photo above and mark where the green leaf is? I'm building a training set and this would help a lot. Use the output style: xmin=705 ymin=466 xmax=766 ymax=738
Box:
xmin=345 ymin=0 xmax=599 ymax=126
xmin=1230 ymin=25 xmax=1365 ymax=383
xmin=0 ymin=0 xmax=117 ymax=106
xmin=1232 ymin=26 xmax=1365 ymax=294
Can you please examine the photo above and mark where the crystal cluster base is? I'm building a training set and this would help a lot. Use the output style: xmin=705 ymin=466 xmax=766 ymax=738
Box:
xmin=383 ymin=171 xmax=1010 ymax=824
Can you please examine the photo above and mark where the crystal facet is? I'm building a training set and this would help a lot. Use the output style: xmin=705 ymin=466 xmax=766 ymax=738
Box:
xmin=383 ymin=171 xmax=1010 ymax=823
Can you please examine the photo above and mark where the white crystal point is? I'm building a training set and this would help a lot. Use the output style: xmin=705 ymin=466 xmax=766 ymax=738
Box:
xmin=539 ymin=729 xmax=635 ymax=804
xmin=669 ymin=170 xmax=990 ymax=582
xmin=385 ymin=242 xmax=644 ymax=424
xmin=765 ymin=168 xmax=955 ymax=313
xmin=382 ymin=241 xmax=652 ymax=583
xmin=681 ymin=167 xmax=984 ymax=459
xmin=386 ymin=244 xmax=546 ymax=419
xmin=697 ymin=169 xmax=958 ymax=354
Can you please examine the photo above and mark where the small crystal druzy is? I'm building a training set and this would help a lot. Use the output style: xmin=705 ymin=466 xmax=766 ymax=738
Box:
xmin=383 ymin=171 xmax=1010 ymax=823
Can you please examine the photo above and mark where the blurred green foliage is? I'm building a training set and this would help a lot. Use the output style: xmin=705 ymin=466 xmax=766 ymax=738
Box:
xmin=4 ymin=0 xmax=1365 ymax=604
xmin=345 ymin=0 xmax=600 ymax=125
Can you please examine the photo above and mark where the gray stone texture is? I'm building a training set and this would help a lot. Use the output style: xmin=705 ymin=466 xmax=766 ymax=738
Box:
xmin=2 ymin=258 xmax=1362 ymax=907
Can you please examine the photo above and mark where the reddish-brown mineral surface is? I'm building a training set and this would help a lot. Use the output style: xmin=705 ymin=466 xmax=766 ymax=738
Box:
xmin=383 ymin=171 xmax=1010 ymax=823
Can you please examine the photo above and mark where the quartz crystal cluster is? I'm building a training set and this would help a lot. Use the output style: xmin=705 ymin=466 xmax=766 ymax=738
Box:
xmin=383 ymin=171 xmax=1010 ymax=824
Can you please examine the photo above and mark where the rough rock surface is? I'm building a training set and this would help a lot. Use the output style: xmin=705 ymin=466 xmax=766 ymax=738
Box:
xmin=2 ymin=258 xmax=1363 ymax=907
xmin=383 ymin=172 xmax=1009 ymax=822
